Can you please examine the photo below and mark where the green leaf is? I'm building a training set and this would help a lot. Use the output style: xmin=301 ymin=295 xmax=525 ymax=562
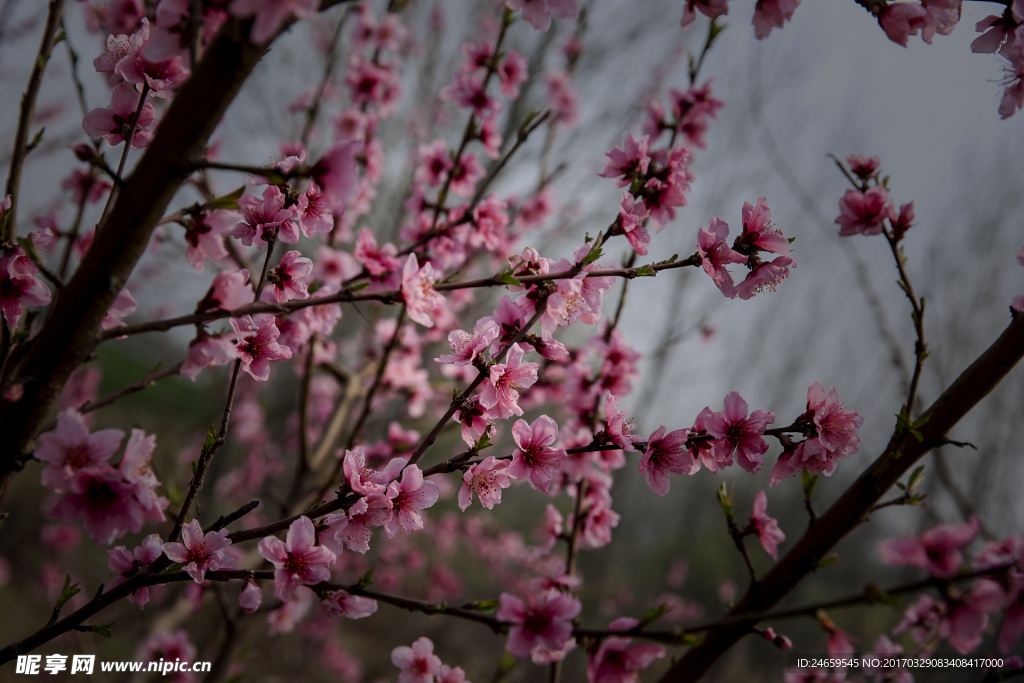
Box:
xmin=464 ymin=599 xmax=499 ymax=613
xmin=16 ymin=237 xmax=42 ymax=264
xmin=499 ymin=653 xmax=517 ymax=671
xmin=205 ymin=186 xmax=246 ymax=210
xmin=634 ymin=264 xmax=657 ymax=277
xmin=787 ymin=236 xmax=797 ymax=244
xmin=907 ymin=465 xmax=926 ymax=493
xmin=357 ymin=567 xmax=375 ymax=588
xmin=346 ymin=282 xmax=370 ymax=293
xmin=27 ymin=127 xmax=45 ymax=152
xmin=656 ymin=254 xmax=679 ymax=265
xmin=203 ymin=424 xmax=217 ymax=452
xmin=801 ymin=470 xmax=819 ymax=500
xmin=639 ymin=603 xmax=670 ymax=627
xmin=91 ymin=623 xmax=114 ymax=638
xmin=816 ymin=553 xmax=840 ymax=569
xmin=716 ymin=482 xmax=733 ymax=518
xmin=493 ymin=270 xmax=522 ymax=287
xmin=191 ymin=460 xmax=198 ymax=478
xmin=57 ymin=574 xmax=81 ymax=610
xmin=438 ymin=270 xmax=461 ymax=285
xmin=580 ymin=234 xmax=604 ymax=266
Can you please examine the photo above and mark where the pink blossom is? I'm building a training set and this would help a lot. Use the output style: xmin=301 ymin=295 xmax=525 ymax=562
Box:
xmin=944 ymin=579 xmax=1006 ymax=653
xmin=437 ymin=665 xmax=469 ymax=683
xmin=545 ymin=70 xmax=579 ymax=125
xmin=509 ymin=415 xmax=567 ymax=493
xmin=343 ymin=447 xmax=405 ymax=495
xmin=295 ymin=180 xmax=334 ymax=237
xmin=50 ymin=464 xmax=168 ymax=545
xmin=445 ymin=70 xmax=502 ymax=118
xmin=454 ymin=398 xmax=491 ymax=447
xmin=972 ymin=14 xmax=1024 ymax=54
xmin=639 ymin=426 xmax=697 ymax=496
xmin=583 ymin=499 xmax=621 ymax=549
xmin=267 ymin=250 xmax=313 ymax=303
xmin=181 ymin=332 xmax=239 ymax=380
xmin=479 ymin=343 xmax=539 ymax=419
xmin=507 ymin=0 xmax=580 ymax=31
xmin=448 ymin=152 xmax=486 ymax=196
xmin=184 ymin=210 xmax=235 ymax=272
xmin=321 ymin=590 xmax=378 ymax=619
xmin=846 ymin=154 xmax=881 ymax=180
xmin=101 ymin=288 xmax=137 ymax=330
xmin=354 ymin=228 xmax=401 ymax=276
xmin=696 ymin=217 xmax=746 ymax=298
xmin=681 ymin=0 xmax=729 ymax=28
xmin=880 ymin=3 xmax=930 ymax=47
xmin=62 ymin=169 xmax=111 ymax=206
xmin=604 ymin=392 xmax=638 ymax=452
xmin=1001 ymin=50 xmax=1024 ymax=119
xmin=435 ymin=319 xmax=499 ymax=365
xmin=401 ymin=254 xmax=447 ymax=327
xmin=749 ymin=491 xmax=786 ymax=560
xmin=230 ymin=315 xmax=293 ymax=381
xmin=118 ymin=428 xmax=166 ymax=516
xmin=706 ymin=391 xmax=775 ymax=473
xmin=82 ymin=83 xmax=156 ymax=149
xmin=600 ymin=135 xmax=651 ymax=187
xmin=415 ymin=139 xmax=453 ymax=187
xmin=239 ymin=578 xmax=262 ymax=613
xmin=384 ymin=464 xmax=439 ymax=538
xmin=878 ymin=518 xmax=980 ymax=578
xmin=825 ymin=621 xmax=857 ymax=658
xmin=139 ymin=630 xmax=197 ymax=677
xmin=499 ymin=50 xmax=529 ymax=98
xmin=497 ymin=589 xmax=581 ymax=660
xmin=331 ymin=493 xmax=391 ymax=554
xmin=587 ymin=617 xmax=666 ymax=683
xmin=198 ymin=269 xmax=253 ymax=312
xmin=391 ymin=637 xmax=442 ymax=683
xmin=539 ymin=504 xmax=564 ymax=553
xmin=763 ymin=627 xmax=793 ymax=650
xmin=459 ymin=456 xmax=512 ymax=511
xmin=518 ymin=188 xmax=555 ymax=229
xmin=0 ymin=246 xmax=52 ymax=327
xmin=233 ymin=185 xmax=297 ymax=248
xmin=738 ymin=196 xmax=789 ymax=256
xmin=115 ymin=19 xmax=191 ymax=98
xmin=257 ymin=516 xmax=337 ymax=600
xmin=752 ymin=0 xmax=801 ymax=40
xmin=807 ymin=381 xmax=863 ymax=457
xmin=229 ymin=0 xmax=320 ymax=44
xmin=37 ymin=409 xmax=124 ymax=493
xmin=619 ymin=193 xmax=651 ymax=256
xmin=313 ymin=245 xmax=361 ymax=284
xmin=734 ymin=255 xmax=796 ymax=300
xmin=107 ymin=534 xmax=163 ymax=608
xmin=311 ymin=141 xmax=362 ymax=210
xmin=836 ymin=186 xmax=896 ymax=236
xmin=161 ymin=519 xmax=235 ymax=583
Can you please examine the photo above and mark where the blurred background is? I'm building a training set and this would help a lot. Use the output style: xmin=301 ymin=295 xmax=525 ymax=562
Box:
xmin=0 ymin=0 xmax=1022 ymax=681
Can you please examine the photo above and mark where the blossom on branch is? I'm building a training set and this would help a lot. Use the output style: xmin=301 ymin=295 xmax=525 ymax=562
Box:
xmin=257 ymin=516 xmax=337 ymax=600
xmin=161 ymin=519 xmax=236 ymax=583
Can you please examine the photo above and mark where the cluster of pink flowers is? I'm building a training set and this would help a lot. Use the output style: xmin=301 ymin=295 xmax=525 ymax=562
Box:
xmin=0 ymin=241 xmax=52 ymax=328
xmin=391 ymin=636 xmax=469 ymax=683
xmin=39 ymin=410 xmax=168 ymax=545
xmin=681 ymin=0 xmax=802 ymax=40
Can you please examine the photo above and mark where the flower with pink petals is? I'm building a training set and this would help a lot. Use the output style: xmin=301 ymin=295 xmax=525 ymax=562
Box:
xmin=435 ymin=319 xmax=499 ymax=365
xmin=836 ymin=186 xmax=896 ymax=236
xmin=680 ymin=0 xmax=729 ymax=28
xmin=459 ymin=456 xmax=512 ymax=511
xmin=295 ymin=180 xmax=334 ymax=237
xmin=415 ymin=139 xmax=454 ymax=187
xmin=37 ymin=409 xmax=124 ymax=493
xmin=233 ymin=185 xmax=297 ymax=247
xmin=880 ymin=2 xmax=930 ymax=46
xmin=101 ymin=288 xmax=137 ymax=331
xmin=734 ymin=255 xmax=796 ymax=300
xmin=257 ymin=516 xmax=336 ymax=600
xmin=737 ymin=197 xmax=789 ymax=256
xmin=311 ymin=141 xmax=362 ymax=210
xmin=229 ymin=0 xmax=320 ymax=44
xmin=619 ymin=192 xmax=651 ymax=256
xmin=51 ymin=464 xmax=168 ymax=545
xmin=807 ymin=381 xmax=863 ymax=457
xmin=267 ymin=250 xmax=312 ymax=303
xmin=321 ymin=590 xmax=378 ymax=619
xmin=332 ymin=493 xmax=391 ymax=554
xmin=343 ymin=447 xmax=405 ymax=495
xmin=454 ymin=398 xmax=491 ymax=447
xmin=639 ymin=426 xmax=697 ymax=496
xmin=139 ymin=630 xmax=197 ymax=677
xmin=750 ymin=491 xmax=786 ymax=560
xmin=509 ymin=415 xmax=567 ymax=493
xmin=600 ymin=135 xmax=651 ymax=187
xmin=384 ymin=464 xmax=439 ymax=538
xmin=239 ymin=578 xmax=262 ymax=613
xmin=313 ymin=245 xmax=360 ymax=284
xmin=0 ymin=246 xmax=52 ymax=327
xmin=230 ymin=315 xmax=293 ymax=381
xmin=497 ymin=589 xmax=581 ymax=660
xmin=115 ymin=19 xmax=191 ymax=98
xmin=391 ymin=637 xmax=442 ymax=683
xmin=162 ymin=519 xmax=235 ymax=583
xmin=184 ymin=210 xmax=235 ymax=272
xmin=696 ymin=217 xmax=746 ymax=298
xmin=197 ymin=269 xmax=253 ymax=312
xmin=587 ymin=617 xmax=667 ymax=683
xmin=879 ymin=518 xmax=980 ymax=578
xmin=354 ymin=228 xmax=401 ymax=276
xmin=107 ymin=534 xmax=163 ymax=608
xmin=846 ymin=154 xmax=881 ymax=180
xmin=82 ymin=83 xmax=157 ymax=149
xmin=752 ymin=0 xmax=801 ymax=39
xmin=479 ymin=343 xmax=539 ymax=419
xmin=507 ymin=0 xmax=580 ymax=31
xmin=604 ymin=392 xmax=639 ymax=452
xmin=401 ymin=254 xmax=447 ymax=328
xmin=706 ymin=391 xmax=775 ymax=473
xmin=499 ymin=50 xmax=529 ymax=98
xmin=181 ymin=332 xmax=240 ymax=380
xmin=448 ymin=152 xmax=486 ymax=197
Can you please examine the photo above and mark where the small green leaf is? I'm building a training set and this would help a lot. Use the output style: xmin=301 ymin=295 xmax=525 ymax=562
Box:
xmin=787 ymin=236 xmax=797 ymax=244
xmin=27 ymin=127 xmax=45 ymax=152
xmin=346 ymin=282 xmax=370 ymax=293
xmin=16 ymin=237 xmax=42 ymax=264
xmin=205 ymin=186 xmax=246 ymax=210
xmin=634 ymin=264 xmax=657 ymax=277
xmin=57 ymin=574 xmax=81 ymax=609
xmin=464 ymin=599 xmax=499 ymax=613
xmin=91 ymin=623 xmax=114 ymax=638
xmin=801 ymin=470 xmax=819 ymax=500
xmin=816 ymin=554 xmax=840 ymax=569
xmin=203 ymin=424 xmax=217 ymax=452
xmin=581 ymin=235 xmax=604 ymax=266
xmin=656 ymin=254 xmax=679 ymax=265
xmin=191 ymin=460 xmax=198 ymax=478
xmin=438 ymin=270 xmax=461 ymax=285
xmin=493 ymin=271 xmax=522 ymax=287
xmin=716 ymin=482 xmax=733 ymax=518
xmin=357 ymin=567 xmax=375 ymax=588
xmin=907 ymin=465 xmax=926 ymax=493
xmin=639 ymin=603 xmax=670 ymax=627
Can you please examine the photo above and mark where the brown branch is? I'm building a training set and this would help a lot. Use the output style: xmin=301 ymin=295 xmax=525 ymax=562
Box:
xmin=98 ymin=254 xmax=704 ymax=341
xmin=2 ymin=0 xmax=65 ymax=243
xmin=658 ymin=313 xmax=1024 ymax=682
